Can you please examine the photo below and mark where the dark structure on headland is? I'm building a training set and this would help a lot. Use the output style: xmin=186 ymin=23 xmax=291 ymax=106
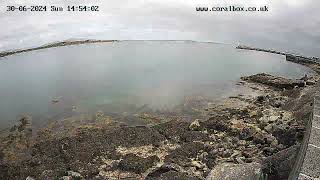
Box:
xmin=285 ymin=54 xmax=319 ymax=64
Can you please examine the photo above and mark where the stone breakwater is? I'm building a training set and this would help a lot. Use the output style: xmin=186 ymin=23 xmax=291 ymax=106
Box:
xmin=0 ymin=39 xmax=118 ymax=58
xmin=236 ymin=45 xmax=320 ymax=64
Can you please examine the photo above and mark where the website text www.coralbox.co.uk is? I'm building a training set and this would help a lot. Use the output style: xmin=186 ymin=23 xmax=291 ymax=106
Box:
xmin=196 ymin=5 xmax=269 ymax=12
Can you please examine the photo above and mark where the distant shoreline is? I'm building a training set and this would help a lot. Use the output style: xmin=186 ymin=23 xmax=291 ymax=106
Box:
xmin=0 ymin=39 xmax=118 ymax=58
xmin=2 ymin=40 xmax=319 ymax=66
xmin=0 ymin=39 xmax=231 ymax=58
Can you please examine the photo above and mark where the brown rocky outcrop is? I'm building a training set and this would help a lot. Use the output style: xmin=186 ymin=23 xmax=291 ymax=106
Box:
xmin=241 ymin=73 xmax=306 ymax=89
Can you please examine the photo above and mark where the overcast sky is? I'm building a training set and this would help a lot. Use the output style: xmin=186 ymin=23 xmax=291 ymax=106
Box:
xmin=0 ymin=0 xmax=319 ymax=56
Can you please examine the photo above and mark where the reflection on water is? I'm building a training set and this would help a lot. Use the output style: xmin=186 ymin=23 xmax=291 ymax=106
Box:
xmin=0 ymin=41 xmax=312 ymax=128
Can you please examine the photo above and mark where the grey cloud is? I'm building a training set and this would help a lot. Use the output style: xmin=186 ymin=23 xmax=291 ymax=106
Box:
xmin=0 ymin=0 xmax=319 ymax=56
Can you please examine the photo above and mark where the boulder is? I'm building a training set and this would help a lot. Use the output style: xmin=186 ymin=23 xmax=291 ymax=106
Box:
xmin=206 ymin=162 xmax=264 ymax=180
xmin=272 ymin=124 xmax=303 ymax=146
xmin=189 ymin=119 xmax=201 ymax=131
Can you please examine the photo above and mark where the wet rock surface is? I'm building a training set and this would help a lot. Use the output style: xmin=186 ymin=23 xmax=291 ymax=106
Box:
xmin=0 ymin=70 xmax=319 ymax=179
xmin=241 ymin=73 xmax=306 ymax=89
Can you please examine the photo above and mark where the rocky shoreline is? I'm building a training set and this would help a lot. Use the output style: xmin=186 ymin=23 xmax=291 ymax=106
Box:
xmin=1 ymin=50 xmax=320 ymax=180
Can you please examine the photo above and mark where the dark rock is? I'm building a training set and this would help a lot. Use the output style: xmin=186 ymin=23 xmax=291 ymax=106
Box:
xmin=239 ymin=126 xmax=256 ymax=140
xmin=253 ymin=131 xmax=266 ymax=144
xmin=203 ymin=116 xmax=230 ymax=132
xmin=0 ymin=150 xmax=4 ymax=162
xmin=182 ymin=131 xmax=209 ymax=143
xmin=107 ymin=126 xmax=166 ymax=147
xmin=242 ymin=150 xmax=253 ymax=158
xmin=241 ymin=73 xmax=306 ymax=89
xmin=253 ymin=131 xmax=276 ymax=145
xmin=272 ymin=124 xmax=303 ymax=146
xmin=262 ymin=147 xmax=276 ymax=156
xmin=152 ymin=120 xmax=190 ymax=142
xmin=146 ymin=170 xmax=200 ymax=180
xmin=16 ymin=125 xmax=165 ymax=179
xmin=146 ymin=163 xmax=186 ymax=180
xmin=256 ymin=95 xmax=266 ymax=103
xmin=205 ymin=155 xmax=217 ymax=169
xmin=300 ymin=74 xmax=309 ymax=81
xmin=153 ymin=120 xmax=209 ymax=143
xmin=262 ymin=144 xmax=299 ymax=179
xmin=118 ymin=154 xmax=159 ymax=174
xmin=306 ymin=80 xmax=315 ymax=85
xmin=273 ymin=100 xmax=284 ymax=108
xmin=222 ymin=149 xmax=232 ymax=158
xmin=0 ymin=164 xmax=9 ymax=180
xmin=209 ymin=149 xmax=218 ymax=156
xmin=164 ymin=142 xmax=204 ymax=166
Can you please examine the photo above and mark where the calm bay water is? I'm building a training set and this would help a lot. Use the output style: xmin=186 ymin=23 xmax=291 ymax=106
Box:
xmin=0 ymin=41 xmax=312 ymax=128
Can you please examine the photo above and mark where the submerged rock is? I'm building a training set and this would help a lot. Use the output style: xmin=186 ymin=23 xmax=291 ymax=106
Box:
xmin=51 ymin=97 xmax=61 ymax=104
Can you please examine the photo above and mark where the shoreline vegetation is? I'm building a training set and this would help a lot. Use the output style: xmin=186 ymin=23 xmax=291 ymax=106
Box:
xmin=0 ymin=42 xmax=320 ymax=179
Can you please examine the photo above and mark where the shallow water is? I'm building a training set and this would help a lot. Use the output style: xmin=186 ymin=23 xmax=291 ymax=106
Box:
xmin=0 ymin=41 xmax=312 ymax=128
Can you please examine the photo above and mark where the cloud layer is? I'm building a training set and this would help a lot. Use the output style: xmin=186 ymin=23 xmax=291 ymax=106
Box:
xmin=0 ymin=0 xmax=319 ymax=56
